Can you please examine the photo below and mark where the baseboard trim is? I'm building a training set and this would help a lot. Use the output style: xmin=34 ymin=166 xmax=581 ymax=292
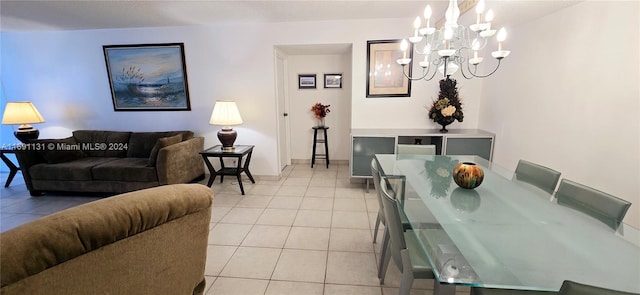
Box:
xmin=291 ymin=159 xmax=349 ymax=165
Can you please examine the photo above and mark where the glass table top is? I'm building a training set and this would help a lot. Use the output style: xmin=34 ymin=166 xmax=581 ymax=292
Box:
xmin=201 ymin=145 xmax=254 ymax=155
xmin=375 ymin=154 xmax=640 ymax=293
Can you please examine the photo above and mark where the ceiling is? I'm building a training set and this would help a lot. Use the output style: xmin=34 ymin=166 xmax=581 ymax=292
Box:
xmin=0 ymin=0 xmax=581 ymax=32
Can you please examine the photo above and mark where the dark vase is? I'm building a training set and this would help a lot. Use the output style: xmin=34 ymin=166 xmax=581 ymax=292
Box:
xmin=437 ymin=117 xmax=455 ymax=133
xmin=452 ymin=162 xmax=484 ymax=189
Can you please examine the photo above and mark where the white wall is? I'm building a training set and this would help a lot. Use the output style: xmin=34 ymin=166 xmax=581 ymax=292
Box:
xmin=1 ymin=25 xmax=282 ymax=177
xmin=1 ymin=17 xmax=483 ymax=177
xmin=479 ymin=1 xmax=640 ymax=227
xmin=286 ymin=54 xmax=352 ymax=161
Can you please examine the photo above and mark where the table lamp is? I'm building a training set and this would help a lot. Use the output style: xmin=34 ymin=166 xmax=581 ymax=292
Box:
xmin=2 ymin=101 xmax=45 ymax=143
xmin=209 ymin=101 xmax=243 ymax=151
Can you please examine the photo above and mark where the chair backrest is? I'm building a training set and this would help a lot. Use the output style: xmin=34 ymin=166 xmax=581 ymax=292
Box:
xmin=555 ymin=179 xmax=631 ymax=230
xmin=397 ymin=144 xmax=436 ymax=155
xmin=371 ymin=158 xmax=385 ymax=214
xmin=514 ymin=159 xmax=561 ymax=194
xmin=379 ymin=177 xmax=408 ymax=270
xmin=559 ymin=280 xmax=639 ymax=295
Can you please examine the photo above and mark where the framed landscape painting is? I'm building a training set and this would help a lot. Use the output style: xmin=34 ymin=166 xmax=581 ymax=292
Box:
xmin=103 ymin=43 xmax=191 ymax=111
xmin=366 ymin=39 xmax=412 ymax=98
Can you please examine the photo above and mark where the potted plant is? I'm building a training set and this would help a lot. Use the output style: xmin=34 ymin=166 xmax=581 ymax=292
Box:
xmin=428 ymin=78 xmax=464 ymax=132
xmin=310 ymin=102 xmax=330 ymax=127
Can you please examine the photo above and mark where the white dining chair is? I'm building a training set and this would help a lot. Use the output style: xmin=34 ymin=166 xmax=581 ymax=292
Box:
xmin=396 ymin=144 xmax=436 ymax=155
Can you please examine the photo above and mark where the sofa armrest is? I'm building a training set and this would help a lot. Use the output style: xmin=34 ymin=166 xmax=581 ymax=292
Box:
xmin=13 ymin=148 xmax=46 ymax=194
xmin=156 ymin=137 xmax=205 ymax=184
xmin=0 ymin=183 xmax=213 ymax=294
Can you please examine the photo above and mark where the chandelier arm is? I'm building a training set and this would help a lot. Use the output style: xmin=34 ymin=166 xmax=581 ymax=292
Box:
xmin=413 ymin=45 xmax=429 ymax=56
xmin=476 ymin=37 xmax=489 ymax=51
xmin=464 ymin=58 xmax=503 ymax=78
xmin=422 ymin=67 xmax=441 ymax=81
xmin=402 ymin=64 xmax=432 ymax=81
xmin=459 ymin=65 xmax=474 ymax=80
xmin=453 ymin=55 xmax=474 ymax=80
xmin=421 ymin=57 xmax=445 ymax=81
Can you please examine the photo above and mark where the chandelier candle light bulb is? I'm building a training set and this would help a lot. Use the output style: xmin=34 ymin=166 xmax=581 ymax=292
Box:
xmin=497 ymin=27 xmax=506 ymax=51
xmin=396 ymin=39 xmax=411 ymax=67
xmin=424 ymin=5 xmax=432 ymax=28
xmin=401 ymin=39 xmax=408 ymax=59
xmin=410 ymin=17 xmax=424 ymax=43
xmin=420 ymin=5 xmax=436 ymax=36
xmin=485 ymin=9 xmax=494 ymax=28
xmin=470 ymin=39 xmax=483 ymax=65
xmin=475 ymin=0 xmax=485 ymax=25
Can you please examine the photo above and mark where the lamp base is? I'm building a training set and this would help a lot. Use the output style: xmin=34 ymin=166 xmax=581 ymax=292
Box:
xmin=15 ymin=125 xmax=40 ymax=143
xmin=217 ymin=127 xmax=237 ymax=151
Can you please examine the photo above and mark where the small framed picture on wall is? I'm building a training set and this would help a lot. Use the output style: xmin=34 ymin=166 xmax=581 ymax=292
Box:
xmin=324 ymin=74 xmax=342 ymax=89
xmin=298 ymin=74 xmax=316 ymax=89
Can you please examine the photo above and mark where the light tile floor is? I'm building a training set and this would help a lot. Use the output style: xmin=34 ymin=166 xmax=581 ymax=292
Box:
xmin=0 ymin=163 xmax=470 ymax=295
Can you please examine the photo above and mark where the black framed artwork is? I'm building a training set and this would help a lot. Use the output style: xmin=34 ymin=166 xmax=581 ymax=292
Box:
xmin=103 ymin=43 xmax=191 ymax=111
xmin=298 ymin=74 xmax=317 ymax=89
xmin=324 ymin=73 xmax=342 ymax=89
xmin=366 ymin=39 xmax=412 ymax=98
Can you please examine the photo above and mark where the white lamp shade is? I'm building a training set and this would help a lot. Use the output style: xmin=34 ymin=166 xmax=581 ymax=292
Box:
xmin=2 ymin=102 xmax=45 ymax=125
xmin=209 ymin=101 xmax=243 ymax=126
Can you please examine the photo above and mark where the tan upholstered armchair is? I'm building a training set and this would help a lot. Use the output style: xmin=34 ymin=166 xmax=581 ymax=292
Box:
xmin=0 ymin=184 xmax=213 ymax=295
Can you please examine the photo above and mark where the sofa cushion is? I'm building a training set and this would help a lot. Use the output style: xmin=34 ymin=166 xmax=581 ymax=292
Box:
xmin=36 ymin=137 xmax=85 ymax=164
xmin=92 ymin=158 xmax=158 ymax=182
xmin=147 ymin=134 xmax=183 ymax=167
xmin=29 ymin=157 xmax=120 ymax=181
xmin=72 ymin=130 xmax=131 ymax=157
xmin=126 ymin=131 xmax=191 ymax=158
xmin=180 ymin=130 xmax=195 ymax=141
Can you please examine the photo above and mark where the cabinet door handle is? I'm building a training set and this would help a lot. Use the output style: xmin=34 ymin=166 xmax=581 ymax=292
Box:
xmin=283 ymin=113 xmax=288 ymax=117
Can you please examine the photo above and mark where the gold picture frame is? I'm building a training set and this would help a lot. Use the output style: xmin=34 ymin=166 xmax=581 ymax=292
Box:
xmin=366 ymin=39 xmax=412 ymax=98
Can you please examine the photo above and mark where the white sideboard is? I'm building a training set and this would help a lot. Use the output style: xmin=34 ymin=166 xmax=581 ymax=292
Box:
xmin=350 ymin=129 xmax=495 ymax=179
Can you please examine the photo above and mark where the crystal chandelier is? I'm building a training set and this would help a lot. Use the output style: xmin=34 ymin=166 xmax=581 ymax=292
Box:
xmin=397 ymin=0 xmax=511 ymax=80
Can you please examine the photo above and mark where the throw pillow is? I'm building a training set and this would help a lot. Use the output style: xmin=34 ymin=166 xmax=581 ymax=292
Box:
xmin=38 ymin=137 xmax=85 ymax=164
xmin=147 ymin=134 xmax=183 ymax=167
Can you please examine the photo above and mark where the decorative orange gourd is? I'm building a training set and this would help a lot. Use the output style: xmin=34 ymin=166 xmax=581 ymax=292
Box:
xmin=452 ymin=162 xmax=484 ymax=189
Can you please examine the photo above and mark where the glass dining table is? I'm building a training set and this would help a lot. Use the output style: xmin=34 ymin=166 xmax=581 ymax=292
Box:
xmin=375 ymin=154 xmax=640 ymax=294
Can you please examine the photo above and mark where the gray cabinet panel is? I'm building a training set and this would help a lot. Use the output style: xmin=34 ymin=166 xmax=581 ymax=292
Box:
xmin=445 ymin=137 xmax=493 ymax=161
xmin=352 ymin=137 xmax=395 ymax=177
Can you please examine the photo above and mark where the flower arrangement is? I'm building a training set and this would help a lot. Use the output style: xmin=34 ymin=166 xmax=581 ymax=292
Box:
xmin=428 ymin=78 xmax=464 ymax=133
xmin=311 ymin=102 xmax=330 ymax=120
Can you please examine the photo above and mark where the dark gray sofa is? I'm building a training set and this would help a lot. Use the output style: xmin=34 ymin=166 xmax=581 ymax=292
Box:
xmin=15 ymin=130 xmax=204 ymax=196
